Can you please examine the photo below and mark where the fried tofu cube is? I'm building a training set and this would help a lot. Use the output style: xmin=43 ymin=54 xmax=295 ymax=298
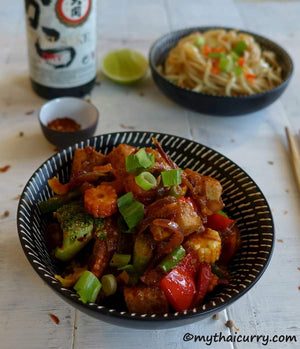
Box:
xmin=173 ymin=200 xmax=203 ymax=236
xmin=71 ymin=147 xmax=106 ymax=175
xmin=123 ymin=285 xmax=169 ymax=314
xmin=107 ymin=144 xmax=137 ymax=171
xmin=203 ymin=176 xmax=222 ymax=202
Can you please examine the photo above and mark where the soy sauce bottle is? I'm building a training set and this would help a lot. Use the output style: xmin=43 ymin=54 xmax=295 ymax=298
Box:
xmin=25 ymin=0 xmax=96 ymax=99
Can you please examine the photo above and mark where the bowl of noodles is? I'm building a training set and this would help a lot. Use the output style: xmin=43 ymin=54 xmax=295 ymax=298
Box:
xmin=149 ymin=27 xmax=293 ymax=116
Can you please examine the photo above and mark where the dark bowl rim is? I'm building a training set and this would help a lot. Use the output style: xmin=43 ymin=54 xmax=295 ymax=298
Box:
xmin=17 ymin=131 xmax=275 ymax=324
xmin=38 ymin=97 xmax=100 ymax=135
xmin=149 ymin=26 xmax=294 ymax=100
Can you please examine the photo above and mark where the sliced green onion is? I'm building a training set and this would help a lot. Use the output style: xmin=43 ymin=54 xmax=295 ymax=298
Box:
xmin=219 ymin=56 xmax=233 ymax=73
xmin=122 ymin=201 xmax=144 ymax=229
xmin=193 ymin=36 xmax=205 ymax=48
xmin=117 ymin=192 xmax=144 ymax=229
xmin=233 ymin=40 xmax=247 ymax=56
xmin=117 ymin=264 xmax=135 ymax=272
xmin=158 ymin=245 xmax=186 ymax=273
xmin=133 ymin=232 xmax=154 ymax=275
xmin=74 ymin=271 xmax=101 ymax=304
xmin=100 ymin=274 xmax=117 ymax=296
xmin=161 ymin=169 xmax=182 ymax=187
xmin=125 ymin=149 xmax=155 ymax=174
xmin=135 ymin=171 xmax=157 ymax=191
xmin=117 ymin=216 xmax=136 ymax=234
xmin=235 ymin=65 xmax=243 ymax=76
xmin=230 ymin=51 xmax=240 ymax=61
xmin=117 ymin=192 xmax=134 ymax=208
xmin=135 ymin=149 xmax=154 ymax=168
xmin=168 ymin=184 xmax=185 ymax=198
xmin=217 ymin=210 xmax=229 ymax=218
xmin=109 ymin=252 xmax=131 ymax=268
xmin=209 ymin=52 xmax=221 ymax=59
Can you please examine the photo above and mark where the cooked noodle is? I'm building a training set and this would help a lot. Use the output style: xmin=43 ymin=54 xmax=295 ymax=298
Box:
xmin=159 ymin=30 xmax=283 ymax=96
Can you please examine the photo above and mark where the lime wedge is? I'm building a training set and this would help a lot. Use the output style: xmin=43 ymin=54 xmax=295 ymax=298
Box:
xmin=102 ymin=49 xmax=148 ymax=84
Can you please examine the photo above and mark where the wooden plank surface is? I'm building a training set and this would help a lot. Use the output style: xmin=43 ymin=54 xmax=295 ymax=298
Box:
xmin=0 ymin=1 xmax=299 ymax=348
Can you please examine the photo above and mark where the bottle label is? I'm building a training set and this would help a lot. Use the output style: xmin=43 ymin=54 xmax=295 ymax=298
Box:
xmin=25 ymin=0 xmax=96 ymax=88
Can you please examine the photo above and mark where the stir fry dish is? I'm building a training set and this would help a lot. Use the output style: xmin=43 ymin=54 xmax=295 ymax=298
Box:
xmin=41 ymin=138 xmax=240 ymax=314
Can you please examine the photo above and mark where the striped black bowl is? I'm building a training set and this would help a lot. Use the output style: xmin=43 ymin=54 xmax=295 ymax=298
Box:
xmin=17 ymin=132 xmax=274 ymax=329
xmin=149 ymin=27 xmax=293 ymax=116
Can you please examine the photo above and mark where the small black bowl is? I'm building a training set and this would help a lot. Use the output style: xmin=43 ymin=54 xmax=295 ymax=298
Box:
xmin=39 ymin=97 xmax=99 ymax=148
xmin=17 ymin=131 xmax=274 ymax=329
xmin=149 ymin=27 xmax=293 ymax=116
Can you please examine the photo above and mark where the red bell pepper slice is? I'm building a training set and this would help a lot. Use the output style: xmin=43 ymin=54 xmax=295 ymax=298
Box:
xmin=160 ymin=253 xmax=199 ymax=312
xmin=175 ymin=252 xmax=200 ymax=279
xmin=191 ymin=262 xmax=211 ymax=308
xmin=206 ymin=213 xmax=233 ymax=231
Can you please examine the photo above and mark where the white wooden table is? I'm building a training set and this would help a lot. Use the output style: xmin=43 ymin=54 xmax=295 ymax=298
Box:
xmin=1 ymin=0 xmax=300 ymax=348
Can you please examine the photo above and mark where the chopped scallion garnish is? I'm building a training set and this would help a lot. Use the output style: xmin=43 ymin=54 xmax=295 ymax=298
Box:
xmin=117 ymin=192 xmax=144 ymax=229
xmin=125 ymin=149 xmax=155 ymax=174
xmin=161 ymin=169 xmax=182 ymax=186
xmin=235 ymin=65 xmax=243 ymax=76
xmin=230 ymin=51 xmax=240 ymax=61
xmin=219 ymin=56 xmax=233 ymax=73
xmin=233 ymin=40 xmax=247 ymax=56
xmin=74 ymin=271 xmax=101 ymax=304
xmin=135 ymin=171 xmax=157 ymax=191
xmin=109 ymin=252 xmax=131 ymax=268
xmin=193 ymin=36 xmax=205 ymax=48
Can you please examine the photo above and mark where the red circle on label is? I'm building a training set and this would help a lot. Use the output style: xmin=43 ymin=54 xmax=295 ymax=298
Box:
xmin=57 ymin=0 xmax=91 ymax=24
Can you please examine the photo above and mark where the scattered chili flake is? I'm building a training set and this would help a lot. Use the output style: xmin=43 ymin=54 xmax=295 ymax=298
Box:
xmin=283 ymin=211 xmax=288 ymax=215
xmin=267 ymin=161 xmax=274 ymax=165
xmin=139 ymin=91 xmax=144 ymax=97
xmin=47 ymin=118 xmax=82 ymax=132
xmin=225 ymin=320 xmax=239 ymax=331
xmin=298 ymin=286 xmax=300 ymax=290
xmin=1 ymin=210 xmax=9 ymax=219
xmin=297 ymin=267 xmax=300 ymax=271
xmin=25 ymin=110 xmax=34 ymax=115
xmin=213 ymin=313 xmax=220 ymax=320
xmin=0 ymin=165 xmax=10 ymax=172
xmin=19 ymin=131 xmax=24 ymax=137
xmin=49 ymin=313 xmax=60 ymax=325
xmin=277 ymin=239 xmax=283 ymax=243
xmin=230 ymin=139 xmax=235 ymax=143
xmin=120 ymin=124 xmax=136 ymax=130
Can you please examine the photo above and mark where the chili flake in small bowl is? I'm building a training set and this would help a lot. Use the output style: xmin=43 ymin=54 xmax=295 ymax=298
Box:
xmin=39 ymin=97 xmax=99 ymax=149
xmin=47 ymin=117 xmax=82 ymax=132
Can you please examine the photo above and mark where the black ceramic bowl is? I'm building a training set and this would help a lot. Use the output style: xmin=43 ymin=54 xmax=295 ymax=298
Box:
xmin=149 ymin=27 xmax=293 ymax=116
xmin=17 ymin=132 xmax=274 ymax=329
xmin=39 ymin=97 xmax=99 ymax=148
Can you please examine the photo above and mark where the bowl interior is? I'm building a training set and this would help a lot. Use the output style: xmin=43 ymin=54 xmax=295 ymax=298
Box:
xmin=39 ymin=97 xmax=99 ymax=130
xmin=17 ymin=132 xmax=274 ymax=324
xmin=150 ymin=26 xmax=293 ymax=94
